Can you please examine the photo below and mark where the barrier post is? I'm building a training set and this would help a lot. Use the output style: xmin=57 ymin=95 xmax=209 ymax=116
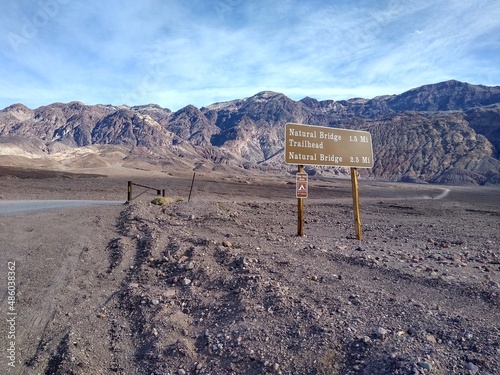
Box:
xmin=127 ymin=181 xmax=132 ymax=202
xmin=188 ymin=173 xmax=196 ymax=203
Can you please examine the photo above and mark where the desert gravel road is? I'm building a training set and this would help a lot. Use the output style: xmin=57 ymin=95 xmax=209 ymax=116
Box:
xmin=0 ymin=200 xmax=125 ymax=216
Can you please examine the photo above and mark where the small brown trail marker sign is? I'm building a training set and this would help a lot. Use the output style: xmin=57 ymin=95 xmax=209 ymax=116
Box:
xmin=296 ymin=171 xmax=308 ymax=198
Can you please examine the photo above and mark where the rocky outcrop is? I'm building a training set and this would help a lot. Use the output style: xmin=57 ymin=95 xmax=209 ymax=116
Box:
xmin=386 ymin=80 xmax=500 ymax=112
xmin=91 ymin=109 xmax=175 ymax=147
xmin=166 ymin=105 xmax=218 ymax=146
xmin=367 ymin=112 xmax=494 ymax=182
xmin=0 ymin=102 xmax=116 ymax=145
xmin=466 ymin=103 xmax=500 ymax=158
xmin=429 ymin=168 xmax=488 ymax=185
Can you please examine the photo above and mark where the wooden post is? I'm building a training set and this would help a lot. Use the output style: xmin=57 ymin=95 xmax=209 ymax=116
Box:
xmin=188 ymin=172 xmax=196 ymax=203
xmin=127 ymin=181 xmax=132 ymax=202
xmin=351 ymin=167 xmax=362 ymax=240
xmin=297 ymin=165 xmax=305 ymax=236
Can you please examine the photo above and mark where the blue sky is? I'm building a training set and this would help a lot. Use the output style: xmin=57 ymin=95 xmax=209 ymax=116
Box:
xmin=1 ymin=0 xmax=499 ymax=111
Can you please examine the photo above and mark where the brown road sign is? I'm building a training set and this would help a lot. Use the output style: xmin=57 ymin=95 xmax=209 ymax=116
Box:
xmin=285 ymin=123 xmax=374 ymax=168
xmin=296 ymin=172 xmax=308 ymax=198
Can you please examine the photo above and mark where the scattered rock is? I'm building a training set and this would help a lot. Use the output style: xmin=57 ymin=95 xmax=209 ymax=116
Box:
xmin=417 ymin=361 xmax=432 ymax=370
xmin=163 ymin=289 xmax=176 ymax=298
xmin=426 ymin=333 xmax=437 ymax=344
xmin=407 ymin=327 xmax=418 ymax=336
xmin=376 ymin=327 xmax=388 ymax=340
xmin=466 ymin=362 xmax=479 ymax=374
xmin=237 ymin=256 xmax=250 ymax=268
xmin=464 ymin=332 xmax=473 ymax=340
xmin=488 ymin=280 xmax=500 ymax=288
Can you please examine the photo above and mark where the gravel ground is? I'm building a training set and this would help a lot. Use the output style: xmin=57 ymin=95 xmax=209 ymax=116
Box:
xmin=0 ymin=170 xmax=498 ymax=374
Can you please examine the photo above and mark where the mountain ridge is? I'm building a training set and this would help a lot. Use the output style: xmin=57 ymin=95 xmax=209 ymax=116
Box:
xmin=1 ymin=80 xmax=500 ymax=185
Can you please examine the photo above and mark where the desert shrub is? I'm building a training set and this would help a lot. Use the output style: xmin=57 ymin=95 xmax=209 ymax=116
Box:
xmin=151 ymin=196 xmax=183 ymax=206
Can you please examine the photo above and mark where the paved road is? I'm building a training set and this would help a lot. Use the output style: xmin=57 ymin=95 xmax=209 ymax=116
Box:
xmin=0 ymin=200 xmax=125 ymax=216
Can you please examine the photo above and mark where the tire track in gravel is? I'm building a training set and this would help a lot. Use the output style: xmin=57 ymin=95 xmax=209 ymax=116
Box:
xmin=323 ymin=252 xmax=498 ymax=319
xmin=91 ymin=195 xmax=500 ymax=374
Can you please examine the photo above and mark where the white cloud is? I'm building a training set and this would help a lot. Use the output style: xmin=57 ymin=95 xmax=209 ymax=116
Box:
xmin=0 ymin=0 xmax=499 ymax=110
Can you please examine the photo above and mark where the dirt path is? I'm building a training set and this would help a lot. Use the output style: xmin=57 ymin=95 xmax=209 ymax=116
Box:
xmin=0 ymin=205 xmax=131 ymax=374
xmin=0 ymin=200 xmax=123 ymax=216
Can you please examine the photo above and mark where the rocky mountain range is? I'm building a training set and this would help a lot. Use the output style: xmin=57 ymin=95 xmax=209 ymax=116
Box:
xmin=1 ymin=80 xmax=500 ymax=185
